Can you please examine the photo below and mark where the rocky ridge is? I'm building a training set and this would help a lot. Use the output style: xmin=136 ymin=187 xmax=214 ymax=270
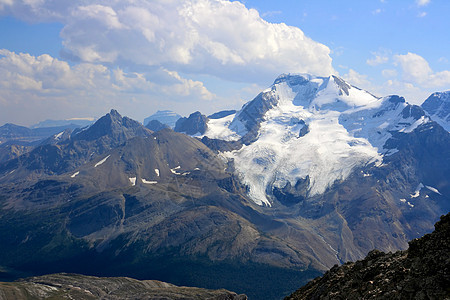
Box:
xmin=0 ymin=273 xmax=247 ymax=300
xmin=285 ymin=213 xmax=450 ymax=300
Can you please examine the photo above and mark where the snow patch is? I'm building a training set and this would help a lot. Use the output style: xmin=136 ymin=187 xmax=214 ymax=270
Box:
xmin=129 ymin=177 xmax=137 ymax=186
xmin=410 ymin=183 xmax=424 ymax=198
xmin=398 ymin=116 xmax=429 ymax=133
xmin=94 ymin=155 xmax=110 ymax=167
xmin=154 ymin=168 xmax=160 ymax=176
xmin=400 ymin=198 xmax=407 ymax=203
xmin=142 ymin=179 xmax=157 ymax=184
xmin=201 ymin=114 xmax=241 ymax=141
xmin=54 ymin=131 xmax=64 ymax=139
xmin=71 ymin=171 xmax=80 ymax=178
xmin=425 ymin=185 xmax=442 ymax=195
xmin=170 ymin=166 xmax=182 ymax=175
xmin=407 ymin=202 xmax=414 ymax=208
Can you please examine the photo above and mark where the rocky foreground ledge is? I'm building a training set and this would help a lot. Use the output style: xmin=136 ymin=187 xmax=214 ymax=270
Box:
xmin=0 ymin=273 xmax=247 ymax=300
xmin=286 ymin=213 xmax=450 ymax=300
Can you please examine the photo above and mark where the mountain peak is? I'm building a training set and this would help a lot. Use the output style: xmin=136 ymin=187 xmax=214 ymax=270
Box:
xmin=74 ymin=109 xmax=151 ymax=143
xmin=174 ymin=111 xmax=208 ymax=135
xmin=273 ymin=73 xmax=317 ymax=86
xmin=109 ymin=109 xmax=121 ymax=119
xmin=422 ymin=91 xmax=450 ymax=131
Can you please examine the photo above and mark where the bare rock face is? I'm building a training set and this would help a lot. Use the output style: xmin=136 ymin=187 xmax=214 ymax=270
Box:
xmin=0 ymin=273 xmax=247 ymax=300
xmin=174 ymin=111 xmax=209 ymax=135
xmin=285 ymin=213 xmax=450 ymax=300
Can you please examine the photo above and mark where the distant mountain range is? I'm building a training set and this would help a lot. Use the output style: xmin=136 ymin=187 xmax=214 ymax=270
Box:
xmin=31 ymin=118 xmax=95 ymax=129
xmin=0 ymin=74 xmax=448 ymax=299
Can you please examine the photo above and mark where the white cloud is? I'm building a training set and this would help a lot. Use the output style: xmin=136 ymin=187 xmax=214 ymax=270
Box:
xmin=367 ymin=54 xmax=389 ymax=66
xmin=342 ymin=67 xmax=435 ymax=105
xmin=1 ymin=0 xmax=335 ymax=83
xmin=0 ymin=49 xmax=215 ymax=125
xmin=394 ymin=52 xmax=450 ymax=88
xmin=381 ymin=79 xmax=429 ymax=105
xmin=416 ymin=0 xmax=430 ymax=7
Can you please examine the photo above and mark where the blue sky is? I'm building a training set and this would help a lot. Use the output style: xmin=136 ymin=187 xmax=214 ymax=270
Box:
xmin=0 ymin=0 xmax=449 ymax=125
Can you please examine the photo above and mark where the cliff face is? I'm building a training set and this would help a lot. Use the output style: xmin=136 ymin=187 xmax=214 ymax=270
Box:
xmin=0 ymin=273 xmax=247 ymax=300
xmin=286 ymin=213 xmax=450 ymax=300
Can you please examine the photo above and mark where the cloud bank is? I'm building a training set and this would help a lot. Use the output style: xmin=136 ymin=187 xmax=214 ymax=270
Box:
xmin=0 ymin=49 xmax=214 ymax=125
xmin=0 ymin=0 xmax=335 ymax=82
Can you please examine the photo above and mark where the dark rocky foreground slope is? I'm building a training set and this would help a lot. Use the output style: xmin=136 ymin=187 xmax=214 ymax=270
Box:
xmin=285 ymin=213 xmax=450 ymax=300
xmin=0 ymin=273 xmax=247 ymax=299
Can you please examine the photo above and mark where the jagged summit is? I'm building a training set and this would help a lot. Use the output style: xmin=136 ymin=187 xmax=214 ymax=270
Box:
xmin=174 ymin=111 xmax=208 ymax=135
xmin=73 ymin=109 xmax=152 ymax=143
xmin=0 ymin=109 xmax=153 ymax=179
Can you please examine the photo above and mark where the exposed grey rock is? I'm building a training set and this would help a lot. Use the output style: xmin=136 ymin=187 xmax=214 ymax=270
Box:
xmin=174 ymin=111 xmax=208 ymax=135
xmin=145 ymin=119 xmax=170 ymax=132
xmin=285 ymin=213 xmax=450 ymax=300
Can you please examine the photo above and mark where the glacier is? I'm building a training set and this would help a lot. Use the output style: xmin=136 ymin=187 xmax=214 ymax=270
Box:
xmin=205 ymin=74 xmax=430 ymax=206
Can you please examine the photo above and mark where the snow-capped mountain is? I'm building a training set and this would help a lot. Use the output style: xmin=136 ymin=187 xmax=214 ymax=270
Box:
xmin=203 ymin=74 xmax=431 ymax=206
xmin=144 ymin=110 xmax=182 ymax=128
xmin=421 ymin=91 xmax=450 ymax=132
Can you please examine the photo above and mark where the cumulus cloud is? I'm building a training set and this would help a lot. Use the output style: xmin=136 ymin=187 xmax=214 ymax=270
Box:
xmin=0 ymin=0 xmax=335 ymax=82
xmin=0 ymin=49 xmax=215 ymax=125
xmin=394 ymin=52 xmax=450 ymax=87
xmin=367 ymin=55 xmax=389 ymax=66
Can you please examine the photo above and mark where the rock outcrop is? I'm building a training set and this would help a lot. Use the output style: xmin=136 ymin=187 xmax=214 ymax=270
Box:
xmin=285 ymin=213 xmax=450 ymax=299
